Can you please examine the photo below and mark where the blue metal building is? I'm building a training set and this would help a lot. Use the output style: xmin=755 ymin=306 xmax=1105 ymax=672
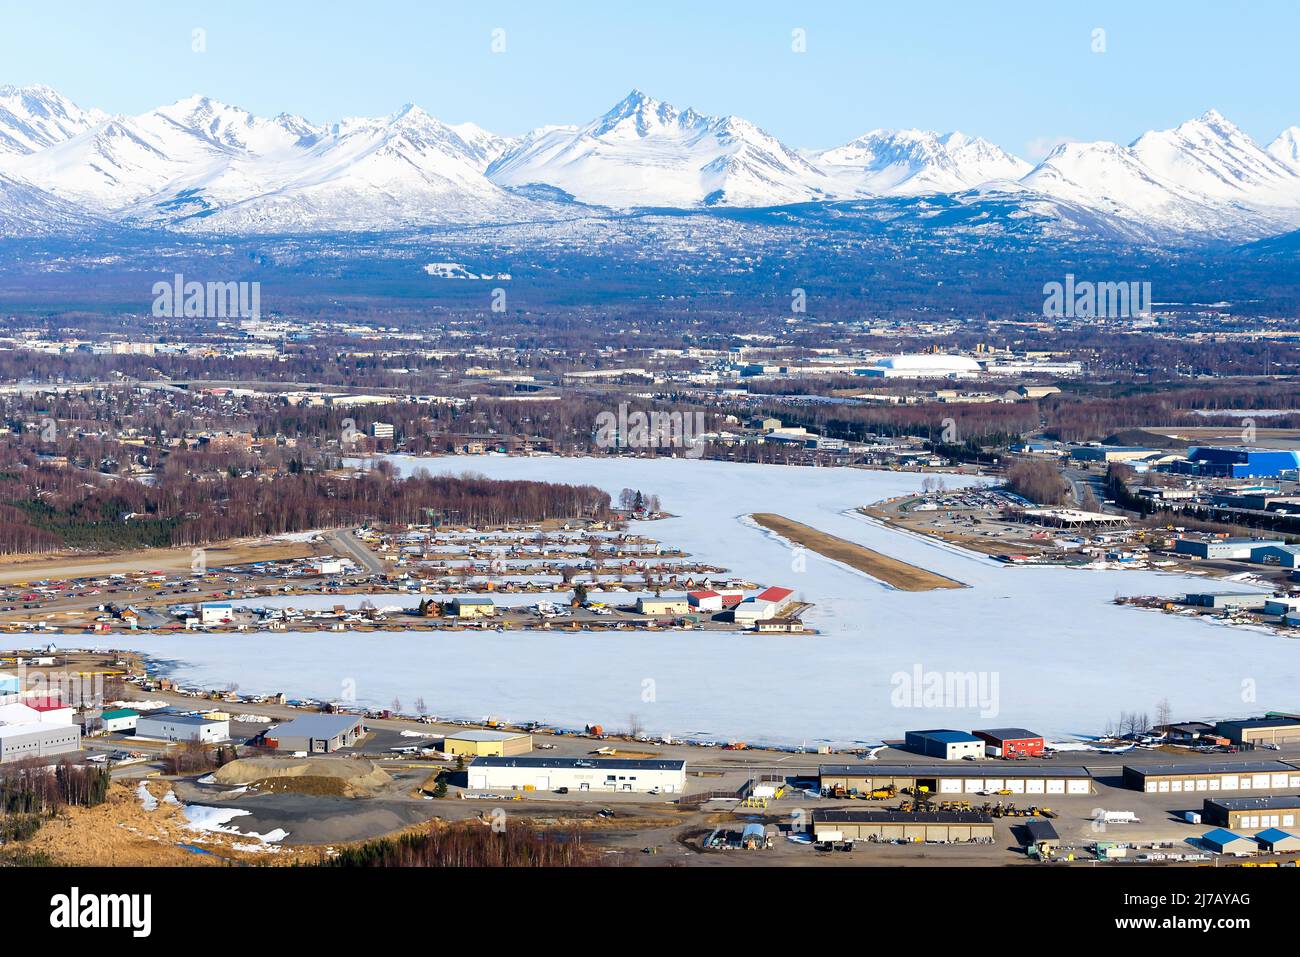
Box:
xmin=1173 ymin=447 xmax=1300 ymax=479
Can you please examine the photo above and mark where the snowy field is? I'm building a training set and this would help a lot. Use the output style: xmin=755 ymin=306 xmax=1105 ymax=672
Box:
xmin=4 ymin=456 xmax=1289 ymax=746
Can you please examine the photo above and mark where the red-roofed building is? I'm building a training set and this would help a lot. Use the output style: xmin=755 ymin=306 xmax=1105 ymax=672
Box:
xmin=22 ymin=696 xmax=75 ymax=726
xmin=687 ymin=590 xmax=723 ymax=612
xmin=734 ymin=585 xmax=796 ymax=624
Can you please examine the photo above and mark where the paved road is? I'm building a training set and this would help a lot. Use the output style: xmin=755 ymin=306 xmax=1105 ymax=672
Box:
xmin=117 ymin=687 xmax=1300 ymax=777
xmin=1062 ymin=466 xmax=1109 ymax=510
xmin=322 ymin=528 xmax=387 ymax=576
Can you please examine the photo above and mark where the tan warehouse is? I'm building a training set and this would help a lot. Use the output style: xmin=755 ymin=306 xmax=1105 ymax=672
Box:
xmin=1215 ymin=717 xmax=1300 ymax=748
xmin=813 ymin=809 xmax=994 ymax=844
xmin=1123 ymin=761 xmax=1300 ymax=794
xmin=1203 ymin=795 xmax=1300 ymax=831
xmin=443 ymin=729 xmax=533 ymax=757
xmin=820 ymin=764 xmax=1093 ymax=796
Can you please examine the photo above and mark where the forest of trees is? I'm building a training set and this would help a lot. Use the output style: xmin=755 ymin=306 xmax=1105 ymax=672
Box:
xmin=0 ymin=758 xmax=111 ymax=816
xmin=0 ymin=464 xmax=611 ymax=555
xmin=1004 ymin=459 xmax=1071 ymax=506
xmin=321 ymin=821 xmax=598 ymax=867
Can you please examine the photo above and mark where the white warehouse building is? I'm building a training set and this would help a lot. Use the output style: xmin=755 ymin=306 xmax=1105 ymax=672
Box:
xmin=468 ymin=756 xmax=687 ymax=794
xmin=859 ymin=354 xmax=983 ymax=379
xmin=134 ymin=713 xmax=229 ymax=743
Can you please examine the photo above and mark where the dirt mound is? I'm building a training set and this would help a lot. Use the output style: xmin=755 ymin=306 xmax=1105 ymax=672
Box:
xmin=212 ymin=756 xmax=391 ymax=796
xmin=8 ymin=782 xmax=315 ymax=867
xmin=248 ymin=775 xmax=355 ymax=797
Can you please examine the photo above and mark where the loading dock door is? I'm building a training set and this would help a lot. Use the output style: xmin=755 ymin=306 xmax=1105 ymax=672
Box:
xmin=1026 ymin=779 xmax=1045 ymax=794
xmin=1046 ymin=780 xmax=1065 ymax=794
xmin=470 ymin=774 xmax=487 ymax=789
xmin=1068 ymin=780 xmax=1090 ymax=795
xmin=940 ymin=778 xmax=962 ymax=794
xmin=535 ymin=776 xmax=550 ymax=790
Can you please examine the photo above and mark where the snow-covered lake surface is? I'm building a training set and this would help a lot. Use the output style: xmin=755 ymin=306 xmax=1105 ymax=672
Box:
xmin=4 ymin=456 xmax=1289 ymax=746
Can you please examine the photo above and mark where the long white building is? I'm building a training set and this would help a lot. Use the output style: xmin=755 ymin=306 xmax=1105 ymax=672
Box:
xmin=468 ymin=756 xmax=687 ymax=794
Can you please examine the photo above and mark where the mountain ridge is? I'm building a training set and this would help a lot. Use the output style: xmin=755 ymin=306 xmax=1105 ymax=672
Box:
xmin=1 ymin=85 xmax=1299 ymax=243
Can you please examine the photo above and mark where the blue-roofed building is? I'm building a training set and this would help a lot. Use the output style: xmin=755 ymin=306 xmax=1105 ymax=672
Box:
xmin=904 ymin=729 xmax=985 ymax=761
xmin=1171 ymin=447 xmax=1300 ymax=479
xmin=1255 ymin=827 xmax=1300 ymax=853
xmin=200 ymin=601 xmax=234 ymax=625
xmin=1200 ymin=828 xmax=1256 ymax=855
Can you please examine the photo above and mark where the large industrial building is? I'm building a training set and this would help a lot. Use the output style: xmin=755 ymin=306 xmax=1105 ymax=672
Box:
xmin=819 ymin=764 xmax=1093 ymax=796
xmin=0 ymin=721 xmax=81 ymax=763
xmin=857 ymin=354 xmax=983 ymax=379
xmin=468 ymin=756 xmax=687 ymax=794
xmin=1123 ymin=761 xmax=1300 ymax=794
xmin=904 ymin=729 xmax=985 ymax=761
xmin=813 ymin=809 xmax=995 ymax=843
xmin=134 ymin=712 xmax=229 ymax=743
xmin=0 ymin=697 xmax=82 ymax=763
xmin=1175 ymin=538 xmax=1285 ymax=561
xmin=1070 ymin=445 xmax=1157 ymax=464
xmin=973 ymin=728 xmax=1045 ymax=758
xmin=733 ymin=586 xmax=796 ymax=624
xmin=1252 ymin=544 xmax=1300 ymax=569
xmin=1203 ymin=795 xmax=1300 ymax=831
xmin=442 ymin=729 xmax=532 ymax=757
xmin=1182 ymin=592 xmax=1271 ymax=612
xmin=1171 ymin=447 xmax=1300 ymax=479
xmin=265 ymin=714 xmax=363 ymax=753
xmin=1215 ymin=716 xmax=1300 ymax=747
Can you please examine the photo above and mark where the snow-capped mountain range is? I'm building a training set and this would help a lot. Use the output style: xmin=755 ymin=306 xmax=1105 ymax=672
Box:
xmin=3 ymin=83 xmax=1300 ymax=243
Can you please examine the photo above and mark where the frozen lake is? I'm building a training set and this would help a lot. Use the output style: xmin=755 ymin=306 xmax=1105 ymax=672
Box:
xmin=6 ymin=456 xmax=1289 ymax=745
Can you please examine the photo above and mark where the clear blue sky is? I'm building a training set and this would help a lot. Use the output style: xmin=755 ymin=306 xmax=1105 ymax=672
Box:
xmin=2 ymin=0 xmax=1296 ymax=158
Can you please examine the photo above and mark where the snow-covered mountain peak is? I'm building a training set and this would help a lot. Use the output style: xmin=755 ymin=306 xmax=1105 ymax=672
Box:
xmin=149 ymin=94 xmax=323 ymax=154
xmin=3 ymin=86 xmax=1300 ymax=242
xmin=814 ymin=127 xmax=1029 ymax=196
xmin=0 ymin=83 xmax=107 ymax=155
xmin=1268 ymin=127 xmax=1300 ymax=168
xmin=487 ymin=90 xmax=828 ymax=207
xmin=1128 ymin=108 xmax=1299 ymax=202
xmin=590 ymin=89 xmax=705 ymax=138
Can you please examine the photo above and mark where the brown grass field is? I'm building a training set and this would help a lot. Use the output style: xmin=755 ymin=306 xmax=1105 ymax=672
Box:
xmin=0 ymin=537 xmax=317 ymax=584
xmin=750 ymin=513 xmax=966 ymax=592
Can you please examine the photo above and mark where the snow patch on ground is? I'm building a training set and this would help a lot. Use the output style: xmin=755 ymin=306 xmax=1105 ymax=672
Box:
xmin=136 ymin=782 xmax=157 ymax=811
xmin=182 ymin=804 xmax=288 ymax=843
